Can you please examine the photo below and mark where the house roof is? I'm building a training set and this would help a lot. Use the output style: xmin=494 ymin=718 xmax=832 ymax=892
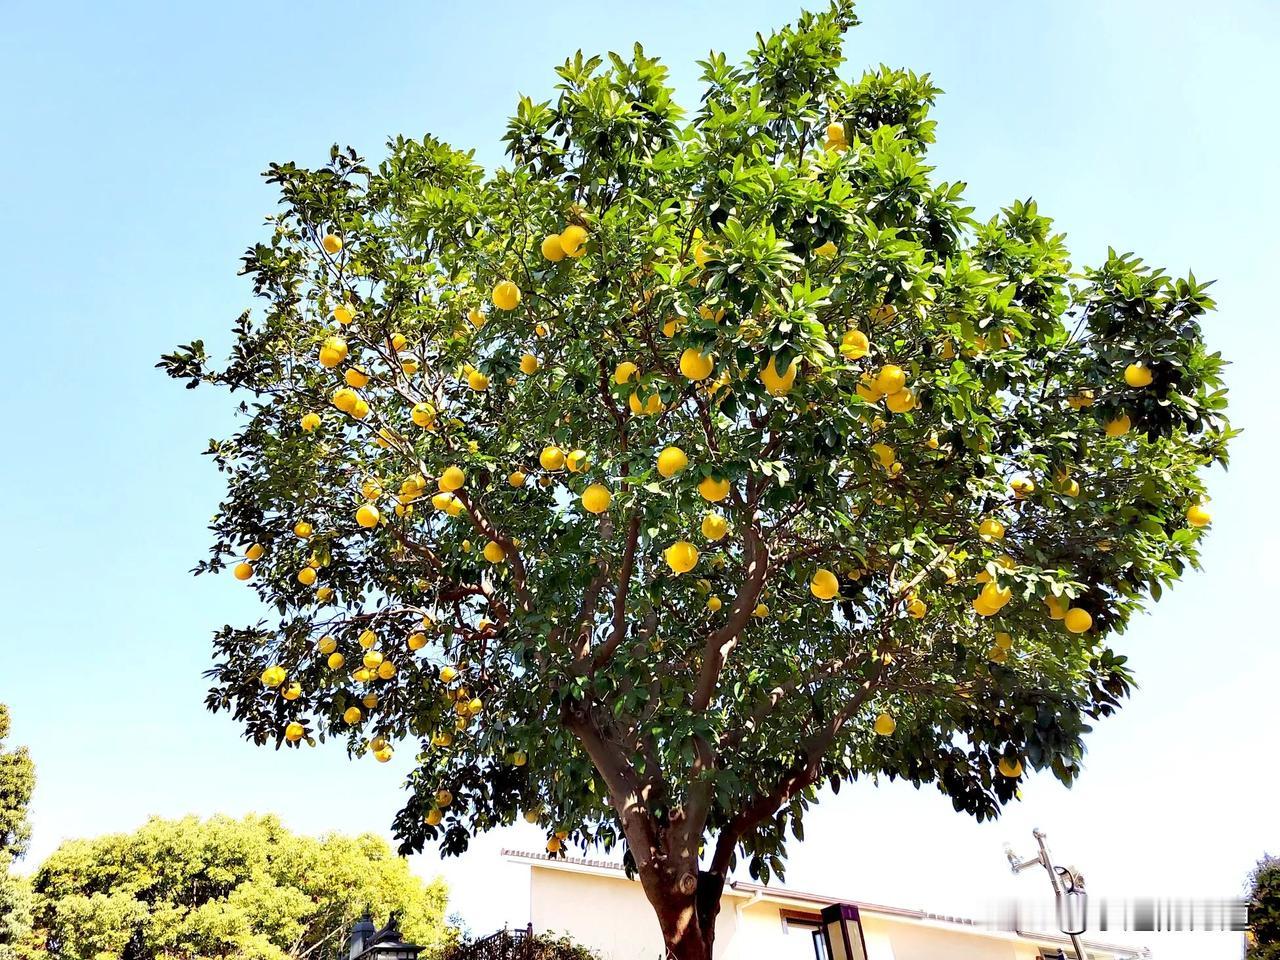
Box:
xmin=503 ymin=848 xmax=1149 ymax=959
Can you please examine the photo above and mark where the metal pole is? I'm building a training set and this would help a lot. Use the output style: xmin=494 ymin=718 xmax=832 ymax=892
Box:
xmin=1031 ymin=829 xmax=1090 ymax=960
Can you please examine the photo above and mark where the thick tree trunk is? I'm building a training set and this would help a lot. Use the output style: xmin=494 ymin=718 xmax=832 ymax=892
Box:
xmin=651 ymin=871 xmax=725 ymax=960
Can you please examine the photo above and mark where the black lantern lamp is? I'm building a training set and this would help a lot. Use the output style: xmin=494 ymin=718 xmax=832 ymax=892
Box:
xmin=350 ymin=912 xmax=422 ymax=960
xmin=820 ymin=903 xmax=870 ymax=960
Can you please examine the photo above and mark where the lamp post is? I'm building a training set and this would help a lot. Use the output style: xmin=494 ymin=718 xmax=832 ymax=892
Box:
xmin=1006 ymin=828 xmax=1089 ymax=959
xmin=820 ymin=903 xmax=870 ymax=960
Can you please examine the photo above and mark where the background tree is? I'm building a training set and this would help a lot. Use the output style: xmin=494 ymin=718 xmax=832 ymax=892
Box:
xmin=1249 ymin=856 xmax=1280 ymax=959
xmin=161 ymin=3 xmax=1233 ymax=957
xmin=27 ymin=815 xmax=451 ymax=960
xmin=0 ymin=704 xmax=35 ymax=960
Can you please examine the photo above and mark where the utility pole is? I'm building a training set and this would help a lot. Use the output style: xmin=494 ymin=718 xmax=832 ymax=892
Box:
xmin=1006 ymin=828 xmax=1089 ymax=960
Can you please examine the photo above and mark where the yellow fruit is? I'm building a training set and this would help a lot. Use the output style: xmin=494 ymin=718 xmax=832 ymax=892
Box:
xmin=377 ymin=661 xmax=396 ymax=680
xmin=870 ymin=442 xmax=895 ymax=468
xmin=508 ymin=470 xmax=527 ymax=488
xmin=1186 ymin=503 xmax=1212 ymax=528
xmin=356 ymin=504 xmax=380 ymax=529
xmin=1059 ymin=478 xmax=1081 ymax=498
xmin=885 ymin=388 xmax=916 ymax=414
xmin=466 ymin=307 xmax=486 ymax=330
xmin=321 ymin=234 xmax=343 ymax=254
xmin=873 ymin=364 xmax=907 ymax=396
xmin=978 ymin=518 xmax=1006 ymax=541
xmin=374 ymin=746 xmax=393 ymax=763
xmin=467 ymin=369 xmax=490 ymax=391
xmin=334 ymin=304 xmax=356 ymax=326
xmin=318 ymin=635 xmax=338 ymax=655
xmin=657 ymin=446 xmax=689 ymax=478
xmin=439 ymin=666 xmax=459 ymax=683
xmin=814 ymin=240 xmax=838 ymax=258
xmin=492 ymin=280 xmax=521 ymax=311
xmin=825 ymin=121 xmax=846 ymax=143
xmin=1124 ymin=363 xmax=1153 ymax=388
xmin=1044 ymin=594 xmax=1067 ymax=620
xmin=483 ymin=541 xmax=506 ymax=563
xmin=994 ymin=631 xmax=1013 ymax=650
xmin=546 ymin=837 xmax=562 ymax=854
xmin=343 ymin=366 xmax=369 ymax=388
xmin=869 ymin=304 xmax=897 ymax=324
xmin=979 ymin=581 xmax=1012 ymax=610
xmin=535 ymin=323 xmax=549 ymax=337
xmin=559 ymin=224 xmax=588 ymax=257
xmin=511 ymin=750 xmax=527 ymax=767
xmin=855 ymin=374 xmax=884 ymax=404
xmin=906 ymin=597 xmax=927 ymax=619
xmin=327 ymin=652 xmax=345 ymax=670
xmin=1105 ymin=414 xmax=1131 ymax=437
xmin=582 ymin=484 xmax=612 ymax=514
xmin=874 ymin=712 xmax=896 ymax=736
xmin=435 ymin=788 xmax=453 ymax=807
xmin=753 ymin=603 xmax=769 ymax=619
xmin=1010 ymin=477 xmax=1036 ymax=498
xmin=467 ymin=697 xmax=483 ymax=715
xmin=760 ymin=355 xmax=798 ymax=396
xmin=332 ymin=388 xmax=357 ymax=414
xmin=614 ymin=361 xmax=638 ymax=384
xmin=260 ymin=665 xmax=286 ymax=688
xmin=344 ymin=706 xmax=363 ymax=724
xmin=318 ymin=336 xmax=348 ymax=369
xmin=701 ymin=512 xmax=728 ymax=541
xmin=1067 ymin=390 xmax=1095 ymax=410
xmin=315 ymin=586 xmax=334 ymax=602
xmin=408 ymin=632 xmax=427 ymax=651
xmin=698 ymin=476 xmax=730 ymax=502
xmin=363 ymin=650 xmax=384 ymax=670
xmin=425 ymin=807 xmax=444 ymax=826
xmin=707 ymin=595 xmax=723 ymax=612
xmin=664 ymin=540 xmax=700 ymax=574
xmin=297 ymin=567 xmax=317 ymax=586
xmin=1063 ymin=608 xmax=1093 ymax=634
xmin=997 ymin=756 xmax=1023 ymax=778
xmin=540 ymin=445 xmax=566 ymax=471
xmin=840 ymin=329 xmax=870 ymax=359
xmin=679 ymin=348 xmax=714 ymax=381
xmin=300 ymin=413 xmax=321 ymax=432
xmin=233 ymin=562 xmax=254 ymax=581
xmin=432 ymin=732 xmax=453 ymax=747
xmin=541 ymin=233 xmax=566 ymax=261
xmin=698 ymin=304 xmax=726 ymax=322
xmin=823 ymin=138 xmax=848 ymax=153
xmin=439 ymin=466 xmax=465 ymax=492
xmin=692 ymin=241 xmax=713 ymax=267
xmin=810 ymin=568 xmax=839 ymax=600
xmin=520 ymin=353 xmax=540 ymax=375
xmin=566 ymin=449 xmax=589 ymax=473
xmin=359 ymin=630 xmax=378 ymax=649
xmin=350 ymin=398 xmax=370 ymax=419
xmin=662 ymin=316 xmax=683 ymax=338
xmin=353 ymin=668 xmax=372 ymax=683
xmin=285 ymin=722 xmax=305 ymax=742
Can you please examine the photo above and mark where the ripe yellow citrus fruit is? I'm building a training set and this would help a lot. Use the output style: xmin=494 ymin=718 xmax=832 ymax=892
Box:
xmin=1105 ymin=414 xmax=1131 ymax=437
xmin=407 ymin=402 xmax=435 ymax=429
xmin=344 ymin=366 xmax=369 ymax=388
xmin=753 ymin=603 xmax=769 ymax=618
xmin=328 ymin=652 xmax=345 ymax=670
xmin=814 ymin=240 xmax=838 ymax=258
xmin=692 ymin=241 xmax=713 ymax=267
xmin=994 ymin=631 xmax=1013 ymax=650
xmin=855 ymin=374 xmax=884 ymax=404
xmin=321 ymin=234 xmax=343 ymax=254
xmin=435 ymin=788 xmax=453 ymax=808
xmin=657 ymin=446 xmax=689 ymax=478
xmin=359 ymin=630 xmax=378 ymax=649
xmin=885 ymin=388 xmax=917 ymax=414
xmin=483 ymin=541 xmax=506 ymax=563
xmin=679 ymin=348 xmax=714 ymax=381
xmin=997 ymin=756 xmax=1023 ymax=778
xmin=425 ymin=808 xmax=443 ymax=826
xmin=701 ymin=512 xmax=728 ymax=541
xmin=698 ymin=476 xmax=730 ymax=502
xmin=465 ymin=307 xmax=485 ymax=330
xmin=825 ymin=121 xmax=846 ymax=143
xmin=350 ymin=398 xmax=370 ymax=419
xmin=874 ymin=364 xmax=907 ymax=396
xmin=520 ymin=353 xmax=540 ymax=374
xmin=1044 ymin=594 xmax=1067 ymax=620
xmin=559 ymin=224 xmax=588 ymax=257
xmin=810 ymin=568 xmax=839 ymax=600
xmin=318 ymin=635 xmax=338 ymax=655
xmin=467 ymin=369 xmax=490 ymax=391
xmin=512 ymin=750 xmax=527 ymax=767
xmin=438 ymin=466 xmax=465 ymax=492
xmin=869 ymin=304 xmax=897 ymax=324
xmin=546 ymin=837 xmax=562 ymax=854
xmin=344 ymin=706 xmax=362 ymax=724
xmin=906 ymin=597 xmax=927 ymax=619
xmin=508 ymin=470 xmax=527 ymax=488
xmin=300 ymin=413 xmax=321 ymax=432
xmin=664 ymin=540 xmax=699 ymax=574
xmin=840 ymin=329 xmax=869 ymax=359
xmin=407 ymin=632 xmax=427 ymax=652
xmin=614 ymin=361 xmax=638 ymax=384
xmin=377 ymin=661 xmax=396 ymax=680
xmin=566 ymin=449 xmax=589 ymax=473
xmin=978 ymin=518 xmax=1006 ymax=541
xmin=333 ymin=304 xmax=355 ymax=325
xmin=297 ymin=567 xmax=317 ymax=586
xmin=374 ymin=746 xmax=393 ymax=763
xmin=356 ymin=504 xmax=380 ymax=528
xmin=285 ymin=722 xmax=305 ymax=742
xmin=874 ymin=712 xmax=896 ymax=736
xmin=261 ymin=665 xmax=287 ymax=687
xmin=318 ymin=336 xmax=348 ymax=369
xmin=1186 ymin=503 xmax=1212 ymax=527
xmin=1067 ymin=390 xmax=1095 ymax=410
xmin=1011 ymin=477 xmax=1036 ymax=498
xmin=233 ymin=562 xmax=254 ymax=581
xmin=1063 ymin=607 xmax=1093 ymax=634
xmin=870 ymin=442 xmax=895 ymax=468
xmin=332 ymin=388 xmax=357 ymax=413
xmin=760 ymin=355 xmax=798 ymax=396
xmin=541 ymin=233 xmax=566 ymax=261
xmin=1124 ymin=363 xmax=1153 ymax=388
xmin=432 ymin=732 xmax=453 ymax=747
xmin=492 ymin=280 xmax=521 ymax=311
xmin=540 ymin=445 xmax=566 ymax=471
xmin=707 ymin=595 xmax=723 ymax=612
xmin=467 ymin=697 xmax=483 ymax=715
xmin=979 ymin=581 xmax=1012 ymax=610
xmin=582 ymin=484 xmax=611 ymax=514
xmin=439 ymin=666 xmax=458 ymax=683
xmin=363 ymin=650 xmax=384 ymax=670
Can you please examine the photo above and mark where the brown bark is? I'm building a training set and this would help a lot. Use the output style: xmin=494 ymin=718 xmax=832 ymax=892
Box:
xmin=644 ymin=870 xmax=725 ymax=960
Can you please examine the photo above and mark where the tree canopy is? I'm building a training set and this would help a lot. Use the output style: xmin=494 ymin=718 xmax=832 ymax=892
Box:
xmin=1249 ymin=856 xmax=1280 ymax=960
xmin=161 ymin=2 xmax=1232 ymax=956
xmin=27 ymin=815 xmax=450 ymax=960
xmin=0 ymin=704 xmax=35 ymax=960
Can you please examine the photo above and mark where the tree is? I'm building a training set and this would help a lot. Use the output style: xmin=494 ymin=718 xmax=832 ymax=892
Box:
xmin=0 ymin=705 xmax=36 ymax=960
xmin=1249 ymin=856 xmax=1280 ymax=959
xmin=160 ymin=4 xmax=1233 ymax=958
xmin=27 ymin=815 xmax=451 ymax=960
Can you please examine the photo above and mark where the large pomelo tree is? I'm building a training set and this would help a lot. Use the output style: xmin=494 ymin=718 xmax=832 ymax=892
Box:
xmin=162 ymin=4 xmax=1232 ymax=957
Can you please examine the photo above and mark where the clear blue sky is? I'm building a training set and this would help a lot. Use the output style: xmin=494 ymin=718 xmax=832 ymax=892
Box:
xmin=2 ymin=2 xmax=1277 ymax=957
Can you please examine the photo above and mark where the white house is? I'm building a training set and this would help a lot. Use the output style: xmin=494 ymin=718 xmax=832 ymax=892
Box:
xmin=504 ymin=849 xmax=1148 ymax=960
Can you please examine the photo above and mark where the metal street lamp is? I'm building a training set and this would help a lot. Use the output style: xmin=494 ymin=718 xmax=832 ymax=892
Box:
xmin=820 ymin=903 xmax=870 ymax=960
xmin=1006 ymin=828 xmax=1089 ymax=958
